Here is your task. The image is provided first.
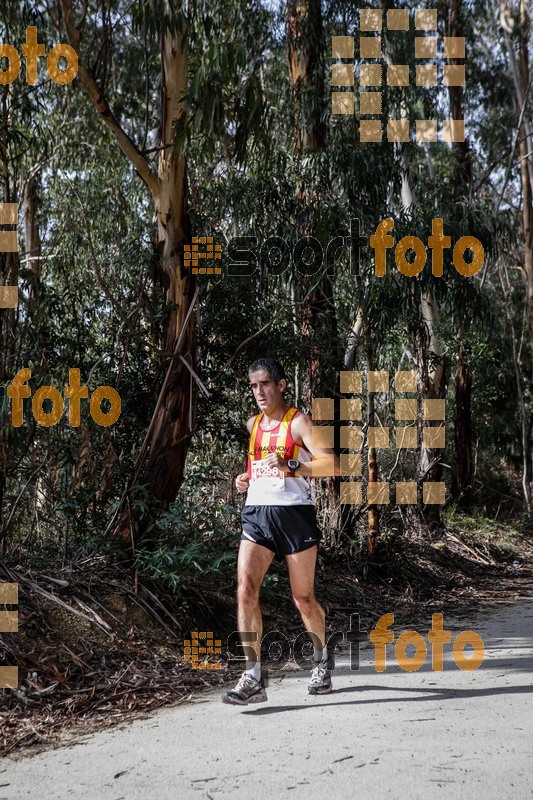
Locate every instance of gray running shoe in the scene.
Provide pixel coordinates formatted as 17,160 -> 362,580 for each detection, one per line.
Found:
221,673 -> 268,705
308,655 -> 334,695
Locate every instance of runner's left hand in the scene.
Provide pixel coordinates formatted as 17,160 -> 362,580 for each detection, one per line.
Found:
265,452 -> 288,471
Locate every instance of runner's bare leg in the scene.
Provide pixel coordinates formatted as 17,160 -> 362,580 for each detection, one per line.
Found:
237,540 -> 275,666
286,546 -> 326,653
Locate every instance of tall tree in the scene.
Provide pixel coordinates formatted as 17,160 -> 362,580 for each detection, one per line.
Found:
499,0 -> 533,506
287,0 -> 339,405
57,0 -> 197,543
287,0 -> 341,532
447,0 -> 474,509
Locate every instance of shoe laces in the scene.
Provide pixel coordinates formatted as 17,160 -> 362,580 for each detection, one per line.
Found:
236,673 -> 259,691
310,660 -> 329,683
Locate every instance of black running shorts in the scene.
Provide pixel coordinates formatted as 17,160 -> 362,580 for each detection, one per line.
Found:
240,505 -> 322,560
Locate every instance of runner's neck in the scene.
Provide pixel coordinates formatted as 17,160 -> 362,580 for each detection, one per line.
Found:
259,403 -> 291,430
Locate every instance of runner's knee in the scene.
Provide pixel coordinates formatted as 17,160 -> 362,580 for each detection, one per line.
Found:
292,591 -> 315,611
237,578 -> 261,605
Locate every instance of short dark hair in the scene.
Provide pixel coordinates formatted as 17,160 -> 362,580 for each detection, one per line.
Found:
248,358 -> 286,385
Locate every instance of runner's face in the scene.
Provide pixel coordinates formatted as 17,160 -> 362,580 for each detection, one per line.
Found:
249,369 -> 285,413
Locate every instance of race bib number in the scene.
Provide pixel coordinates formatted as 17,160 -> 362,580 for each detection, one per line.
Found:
251,459 -> 285,488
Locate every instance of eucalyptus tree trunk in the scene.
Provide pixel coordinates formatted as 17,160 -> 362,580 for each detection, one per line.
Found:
23,175 -> 42,314
417,293 -> 446,487
23,174 -> 50,523
287,0 -> 326,153
446,0 -> 473,509
500,0 -> 533,378
363,322 -> 379,557
287,0 -> 338,405
516,0 -> 533,506
398,139 -> 445,529
0,82 -> 21,551
59,1 -> 196,545
447,0 -> 472,189
499,0 -> 533,509
452,342 -> 472,509
344,309 -> 363,371
287,0 -> 340,536
499,264 -> 532,510
345,293 -> 381,554
517,0 -> 533,382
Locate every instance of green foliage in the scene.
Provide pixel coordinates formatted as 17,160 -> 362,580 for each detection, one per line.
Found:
134,494 -> 239,595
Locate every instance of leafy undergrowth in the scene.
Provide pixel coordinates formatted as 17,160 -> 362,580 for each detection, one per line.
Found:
1,515 -> 532,759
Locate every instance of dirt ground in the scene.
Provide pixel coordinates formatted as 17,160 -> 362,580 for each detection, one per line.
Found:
1,518 -> 532,758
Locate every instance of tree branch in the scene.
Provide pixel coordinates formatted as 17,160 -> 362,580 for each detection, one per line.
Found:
59,0 -> 160,197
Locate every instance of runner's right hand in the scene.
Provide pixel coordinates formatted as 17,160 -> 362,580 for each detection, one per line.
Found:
235,472 -> 250,493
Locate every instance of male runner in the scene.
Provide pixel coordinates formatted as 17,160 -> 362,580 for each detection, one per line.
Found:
221,358 -> 340,705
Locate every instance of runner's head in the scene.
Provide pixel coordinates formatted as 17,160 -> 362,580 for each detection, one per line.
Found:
248,358 -> 287,414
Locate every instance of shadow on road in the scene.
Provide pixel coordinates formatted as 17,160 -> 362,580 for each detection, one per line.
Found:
242,682 -> 533,715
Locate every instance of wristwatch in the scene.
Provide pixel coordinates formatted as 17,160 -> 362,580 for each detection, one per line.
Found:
287,458 -> 300,473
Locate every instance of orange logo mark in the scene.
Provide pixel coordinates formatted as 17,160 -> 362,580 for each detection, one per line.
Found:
184,631 -> 223,670
184,237 -> 222,275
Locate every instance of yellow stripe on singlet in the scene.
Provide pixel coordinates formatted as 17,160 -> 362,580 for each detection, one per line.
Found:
249,414 -> 263,458
277,407 -> 298,453
278,407 -> 299,474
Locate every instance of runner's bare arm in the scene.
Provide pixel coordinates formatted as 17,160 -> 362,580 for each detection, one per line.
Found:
291,412 -> 340,478
235,416 -> 256,492
263,412 -> 339,476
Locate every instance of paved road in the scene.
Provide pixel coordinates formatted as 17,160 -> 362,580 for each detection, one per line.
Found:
2,601 -> 532,799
